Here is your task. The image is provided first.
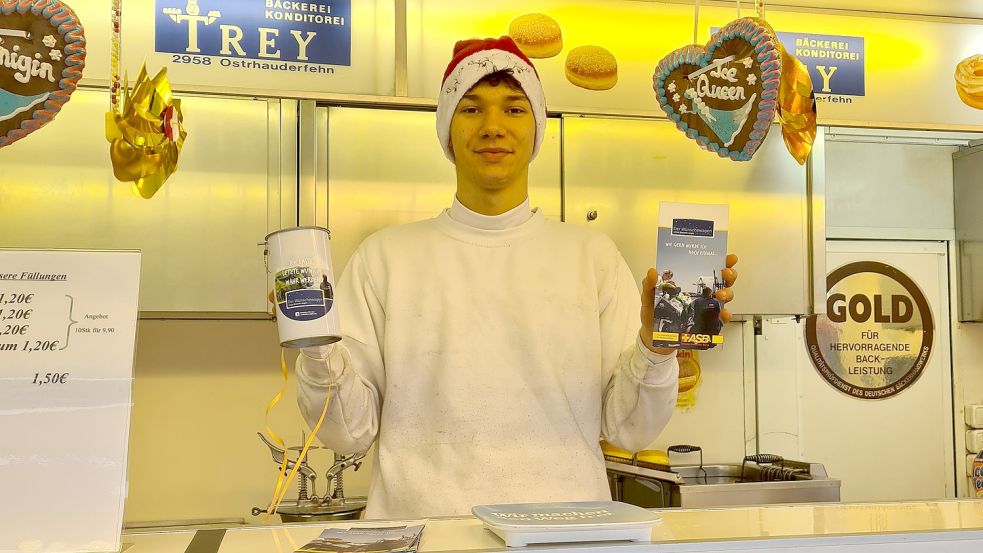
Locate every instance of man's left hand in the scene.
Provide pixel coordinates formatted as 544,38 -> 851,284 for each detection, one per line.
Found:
638,253 -> 739,355
718,254 -> 739,323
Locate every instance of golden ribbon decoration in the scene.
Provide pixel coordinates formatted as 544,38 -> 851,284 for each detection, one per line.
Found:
263,349 -> 292,519
104,0 -> 187,198
105,64 -> 187,199
776,42 -> 817,165
263,349 -> 333,519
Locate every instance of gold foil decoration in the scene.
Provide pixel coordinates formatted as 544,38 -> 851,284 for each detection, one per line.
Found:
105,64 -> 187,199
676,350 -> 702,408
776,42 -> 817,165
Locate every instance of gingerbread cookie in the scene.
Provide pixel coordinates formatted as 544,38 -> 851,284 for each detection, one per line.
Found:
0,0 -> 85,148
653,18 -> 781,161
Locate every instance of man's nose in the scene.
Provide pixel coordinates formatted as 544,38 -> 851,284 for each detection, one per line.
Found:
479,111 -> 506,137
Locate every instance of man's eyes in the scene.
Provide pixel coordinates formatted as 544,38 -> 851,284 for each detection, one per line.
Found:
457,105 -> 528,114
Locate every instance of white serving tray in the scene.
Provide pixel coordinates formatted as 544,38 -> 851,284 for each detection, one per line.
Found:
472,500 -> 661,547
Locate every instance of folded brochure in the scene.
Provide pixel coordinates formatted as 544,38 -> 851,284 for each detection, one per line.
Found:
653,202 -> 728,350
296,521 -> 426,553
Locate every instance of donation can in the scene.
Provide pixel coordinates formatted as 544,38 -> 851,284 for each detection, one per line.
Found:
264,227 -> 341,348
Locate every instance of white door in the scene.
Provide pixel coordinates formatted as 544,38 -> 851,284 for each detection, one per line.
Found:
761,240 -> 954,502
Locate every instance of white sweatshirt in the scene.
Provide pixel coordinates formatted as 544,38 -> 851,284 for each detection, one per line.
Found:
296,199 -> 679,519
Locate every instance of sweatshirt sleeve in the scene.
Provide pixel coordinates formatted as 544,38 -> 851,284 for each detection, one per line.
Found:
600,252 -> 680,452
295,247 -> 386,454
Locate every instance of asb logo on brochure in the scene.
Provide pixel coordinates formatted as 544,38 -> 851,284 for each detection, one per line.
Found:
154,0 -> 351,71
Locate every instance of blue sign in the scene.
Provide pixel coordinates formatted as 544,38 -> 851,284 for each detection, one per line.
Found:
710,28 -> 865,97
777,32 -> 864,97
155,0 -> 351,67
672,218 -> 715,238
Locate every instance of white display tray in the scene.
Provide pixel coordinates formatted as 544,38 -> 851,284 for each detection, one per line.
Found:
471,501 -> 661,547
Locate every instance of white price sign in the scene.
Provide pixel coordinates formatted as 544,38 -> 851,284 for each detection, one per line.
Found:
0,250 -> 140,553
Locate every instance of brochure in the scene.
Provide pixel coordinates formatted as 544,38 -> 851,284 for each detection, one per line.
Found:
652,202 -> 729,350
295,521 -> 426,553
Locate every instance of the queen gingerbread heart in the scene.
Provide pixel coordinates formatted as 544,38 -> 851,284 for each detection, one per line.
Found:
653,18 -> 781,161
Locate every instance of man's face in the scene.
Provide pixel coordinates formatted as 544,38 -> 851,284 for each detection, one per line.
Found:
449,79 -> 536,194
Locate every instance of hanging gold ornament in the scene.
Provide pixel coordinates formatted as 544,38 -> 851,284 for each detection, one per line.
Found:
105,64 -> 187,199
776,42 -> 817,165
104,0 -> 186,199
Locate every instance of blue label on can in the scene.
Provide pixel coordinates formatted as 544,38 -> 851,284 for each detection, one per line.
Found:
274,265 -> 334,321
281,288 -> 327,321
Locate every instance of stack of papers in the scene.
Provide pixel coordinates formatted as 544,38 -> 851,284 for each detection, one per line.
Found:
296,521 -> 426,553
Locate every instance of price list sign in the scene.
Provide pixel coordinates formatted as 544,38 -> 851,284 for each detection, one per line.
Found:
0,250 -> 140,553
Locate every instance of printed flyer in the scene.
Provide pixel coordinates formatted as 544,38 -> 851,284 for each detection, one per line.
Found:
653,202 -> 729,350
296,521 -> 425,553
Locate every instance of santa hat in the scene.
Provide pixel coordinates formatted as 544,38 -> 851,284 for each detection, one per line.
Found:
436,36 -> 547,162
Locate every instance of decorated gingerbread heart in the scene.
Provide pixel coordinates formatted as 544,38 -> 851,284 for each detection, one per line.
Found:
0,0 -> 85,149
653,18 -> 781,161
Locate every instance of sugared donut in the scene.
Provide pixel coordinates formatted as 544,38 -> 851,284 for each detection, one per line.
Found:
955,55 -> 983,110
565,45 -> 618,90
508,13 -> 563,59
600,440 -> 633,464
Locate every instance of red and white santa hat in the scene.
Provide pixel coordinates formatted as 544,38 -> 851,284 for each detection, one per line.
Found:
436,36 -> 547,162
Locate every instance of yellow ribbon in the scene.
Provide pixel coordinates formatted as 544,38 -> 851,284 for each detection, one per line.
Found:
264,349 -> 333,518
263,349 -> 292,518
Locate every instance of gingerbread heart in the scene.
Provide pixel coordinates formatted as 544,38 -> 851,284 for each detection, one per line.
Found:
0,0 -> 85,149
653,18 -> 781,161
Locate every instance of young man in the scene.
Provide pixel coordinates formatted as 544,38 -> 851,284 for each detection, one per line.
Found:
296,37 -> 736,519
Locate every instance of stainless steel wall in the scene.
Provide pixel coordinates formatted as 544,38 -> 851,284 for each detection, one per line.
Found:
0,90 -> 297,315
563,116 -> 811,316
825,136 -> 957,241
954,145 -> 983,322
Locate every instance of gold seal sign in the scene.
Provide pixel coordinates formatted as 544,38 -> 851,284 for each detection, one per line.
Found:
105,63 -> 186,199
804,262 -> 934,400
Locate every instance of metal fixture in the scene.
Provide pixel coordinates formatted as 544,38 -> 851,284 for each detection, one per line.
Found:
251,432 -> 367,522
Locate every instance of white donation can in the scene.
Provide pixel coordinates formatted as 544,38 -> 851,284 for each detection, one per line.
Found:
265,226 -> 341,347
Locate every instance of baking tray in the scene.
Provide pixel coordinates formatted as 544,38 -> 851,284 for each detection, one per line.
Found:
471,500 -> 661,547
